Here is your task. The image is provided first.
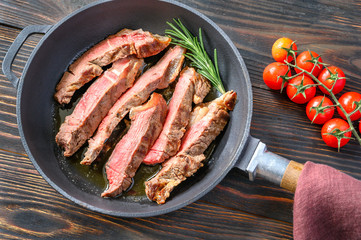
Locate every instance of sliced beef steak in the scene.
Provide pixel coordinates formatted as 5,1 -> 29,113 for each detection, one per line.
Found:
145,91 -> 237,204
82,46 -> 186,165
54,29 -> 170,104
143,67 -> 210,165
56,56 -> 143,157
101,93 -> 167,198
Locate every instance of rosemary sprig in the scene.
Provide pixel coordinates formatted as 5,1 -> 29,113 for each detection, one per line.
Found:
165,19 -> 226,94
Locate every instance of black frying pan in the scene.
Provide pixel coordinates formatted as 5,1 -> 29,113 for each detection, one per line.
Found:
3,0 -> 297,217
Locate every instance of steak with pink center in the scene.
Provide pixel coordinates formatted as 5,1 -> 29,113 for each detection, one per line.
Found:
82,46 -> 186,165
143,67 -> 210,165
101,93 -> 167,198
145,91 -> 237,204
56,56 -> 143,157
54,29 -> 170,104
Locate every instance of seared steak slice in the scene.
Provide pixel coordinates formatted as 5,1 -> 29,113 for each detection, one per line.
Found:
56,56 -> 143,157
82,46 -> 186,165
101,93 -> 167,198
143,67 -> 210,165
54,29 -> 170,104
145,91 -> 237,204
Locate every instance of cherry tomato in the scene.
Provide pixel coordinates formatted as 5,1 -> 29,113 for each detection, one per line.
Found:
286,75 -> 316,104
337,92 -> 361,121
263,62 -> 291,90
295,51 -> 323,77
306,96 -> 334,124
272,37 -> 297,63
321,118 -> 351,149
318,66 -> 346,95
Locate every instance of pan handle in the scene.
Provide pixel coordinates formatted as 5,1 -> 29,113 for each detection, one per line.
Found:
2,25 -> 52,89
235,137 -> 304,192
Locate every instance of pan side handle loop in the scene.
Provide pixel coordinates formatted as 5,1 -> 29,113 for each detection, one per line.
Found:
2,25 -> 52,89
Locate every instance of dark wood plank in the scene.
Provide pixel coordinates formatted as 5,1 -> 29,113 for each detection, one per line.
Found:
0,149 -> 292,240
202,169 -> 295,223
0,0 -> 97,29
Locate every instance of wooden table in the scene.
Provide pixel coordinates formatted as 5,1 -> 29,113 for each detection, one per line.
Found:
1,0 -> 360,239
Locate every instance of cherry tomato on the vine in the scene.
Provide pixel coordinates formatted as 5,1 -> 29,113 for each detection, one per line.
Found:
272,37 -> 297,63
321,118 -> 351,149
286,75 -> 316,104
337,92 -> 361,121
263,62 -> 291,90
295,51 -> 323,77
306,96 -> 334,124
318,66 -> 346,95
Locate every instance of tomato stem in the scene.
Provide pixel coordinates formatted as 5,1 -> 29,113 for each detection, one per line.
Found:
348,101 -> 361,117
323,128 -> 354,152
309,96 -> 335,124
281,41 -> 298,62
289,76 -> 318,100
278,67 -> 291,93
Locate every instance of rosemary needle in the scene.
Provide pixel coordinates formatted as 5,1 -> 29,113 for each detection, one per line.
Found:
165,19 -> 226,94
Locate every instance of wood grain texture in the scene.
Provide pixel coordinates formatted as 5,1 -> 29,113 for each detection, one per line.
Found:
280,161 -> 304,192
0,0 -> 96,28
1,0 -> 361,239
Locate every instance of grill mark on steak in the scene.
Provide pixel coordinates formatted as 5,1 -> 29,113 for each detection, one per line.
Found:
143,67 -> 211,165
82,46 -> 186,165
101,93 -> 167,198
145,91 -> 237,204
54,29 -> 170,105
56,56 -> 143,157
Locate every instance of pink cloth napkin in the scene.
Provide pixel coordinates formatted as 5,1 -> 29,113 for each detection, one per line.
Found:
293,162 -> 361,240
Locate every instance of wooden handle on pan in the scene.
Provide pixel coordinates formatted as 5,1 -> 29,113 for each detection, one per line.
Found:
280,161 -> 304,192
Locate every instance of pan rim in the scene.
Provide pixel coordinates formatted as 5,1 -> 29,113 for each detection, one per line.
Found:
16,0 -> 253,217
